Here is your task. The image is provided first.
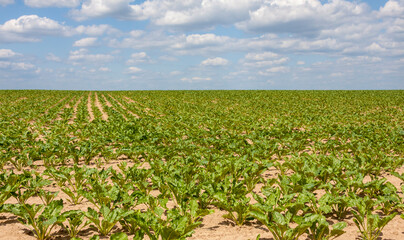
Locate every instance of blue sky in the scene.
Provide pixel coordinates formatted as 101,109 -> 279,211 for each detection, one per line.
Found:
0,0 -> 403,90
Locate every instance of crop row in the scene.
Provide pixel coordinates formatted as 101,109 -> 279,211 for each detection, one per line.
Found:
0,90 -> 403,240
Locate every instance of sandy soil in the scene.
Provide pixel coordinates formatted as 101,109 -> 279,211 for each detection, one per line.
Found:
0,160 -> 403,240
101,94 -> 112,108
94,93 -> 108,121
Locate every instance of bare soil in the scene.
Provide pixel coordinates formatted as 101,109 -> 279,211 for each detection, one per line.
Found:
102,94 -> 128,121
94,93 -> 108,121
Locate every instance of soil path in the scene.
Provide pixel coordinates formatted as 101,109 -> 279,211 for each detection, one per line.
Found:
95,92 -> 108,121
87,92 -> 95,122
102,94 -> 112,107
69,96 -> 83,124
108,94 -> 140,119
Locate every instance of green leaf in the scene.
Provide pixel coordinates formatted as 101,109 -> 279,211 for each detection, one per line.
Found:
110,232 -> 128,240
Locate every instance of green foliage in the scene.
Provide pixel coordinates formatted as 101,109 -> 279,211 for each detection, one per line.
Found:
0,90 -> 403,240
59,210 -> 90,238
8,200 -> 64,240
304,214 -> 346,240
351,196 -> 398,240
251,186 -> 311,240
84,205 -> 133,236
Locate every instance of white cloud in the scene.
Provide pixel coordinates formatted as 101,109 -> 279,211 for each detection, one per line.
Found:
181,76 -> 212,82
330,72 -> 343,77
259,66 -> 289,75
99,67 -> 110,72
127,66 -> 142,74
24,0 -> 81,8
297,61 -> 305,65
170,70 -> 182,75
75,24 -> 118,36
151,0 -> 261,29
0,15 -> 72,43
245,51 -> 278,61
126,52 -> 152,65
237,0 -> 369,36
175,34 -> 230,48
0,61 -> 35,70
201,57 -> 228,66
243,57 -> 288,67
0,0 -> 13,6
70,0 -> 261,29
160,55 -> 177,61
1,15 -> 68,34
69,48 -> 114,62
0,16 -> 118,43
337,56 -> 382,64
365,42 -> 387,53
379,0 -> 404,17
46,53 -> 61,62
0,49 -> 20,58
73,37 -> 98,47
70,0 -> 140,21
110,32 -> 236,56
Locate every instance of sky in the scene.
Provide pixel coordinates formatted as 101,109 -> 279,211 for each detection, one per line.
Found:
0,0 -> 403,90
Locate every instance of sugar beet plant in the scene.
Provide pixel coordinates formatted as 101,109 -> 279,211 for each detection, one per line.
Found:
0,90 -> 403,240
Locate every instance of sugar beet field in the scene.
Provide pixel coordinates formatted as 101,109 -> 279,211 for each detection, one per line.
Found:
0,90 -> 403,240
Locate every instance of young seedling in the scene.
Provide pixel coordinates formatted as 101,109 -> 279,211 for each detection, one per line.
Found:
351,196 -> 398,240
8,200 -> 64,240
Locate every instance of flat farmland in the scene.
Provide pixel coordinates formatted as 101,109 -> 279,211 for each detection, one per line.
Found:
0,90 -> 403,240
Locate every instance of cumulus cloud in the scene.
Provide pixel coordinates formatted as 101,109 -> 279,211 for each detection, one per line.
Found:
69,48 -> 114,62
75,24 -> 119,36
244,57 -> 288,68
181,76 -> 212,82
126,66 -> 142,74
110,32 -> 236,56
0,49 -> 20,58
378,0 -> 404,17
0,61 -> 35,70
236,0 -> 369,36
245,51 -> 278,61
174,34 -> 230,48
46,53 -> 62,62
70,0 -> 141,21
0,16 -> 119,43
0,0 -> 14,6
201,57 -> 228,66
70,0 -> 261,29
126,52 -> 151,64
99,67 -> 110,72
24,0 -> 81,8
259,66 -> 289,75
150,0 -> 261,29
73,37 -> 98,47
0,15 -> 72,42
